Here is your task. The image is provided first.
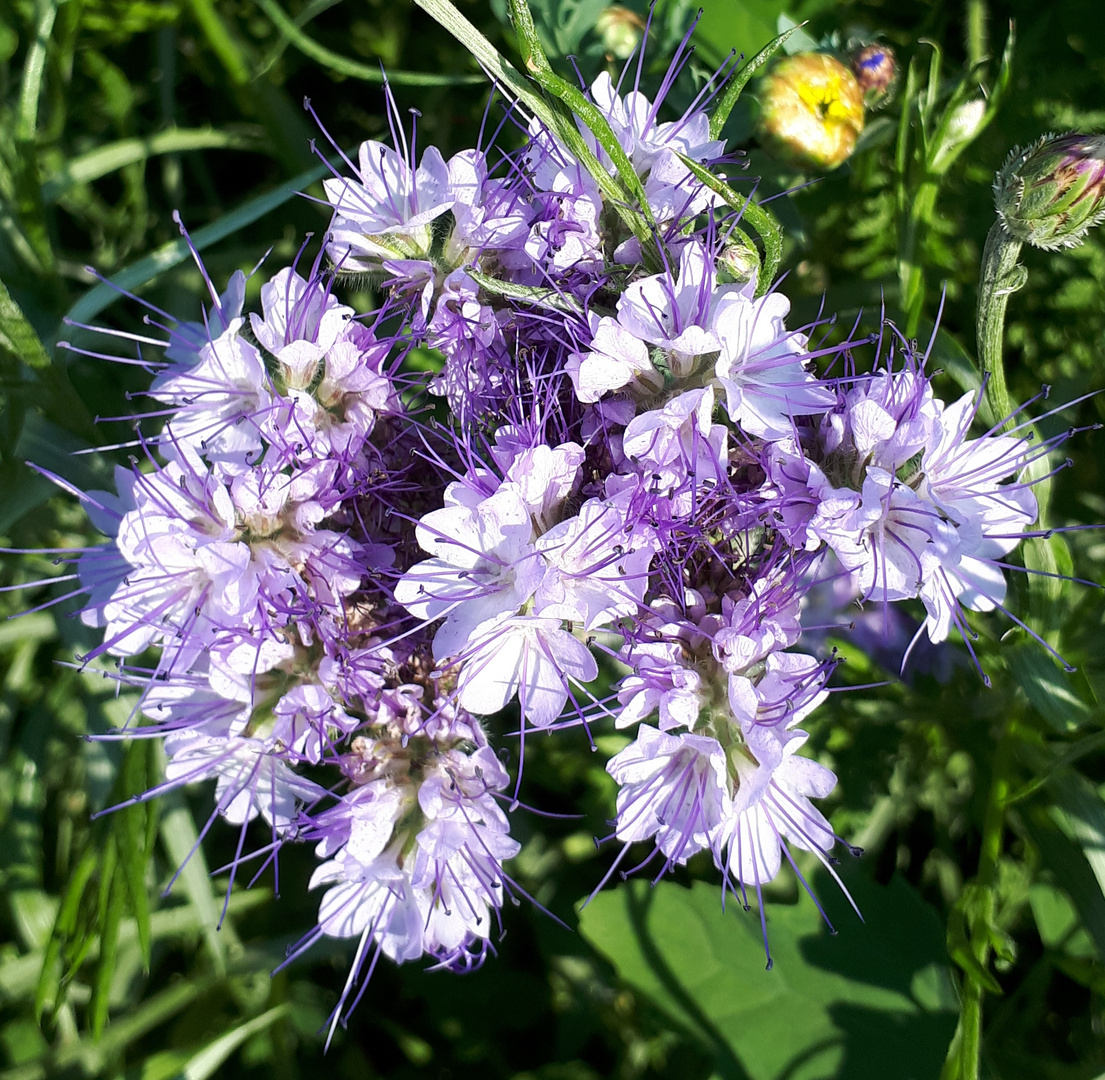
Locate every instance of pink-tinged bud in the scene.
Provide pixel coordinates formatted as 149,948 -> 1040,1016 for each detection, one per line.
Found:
850,43 -> 897,109
994,132 -> 1105,250
757,53 -> 865,171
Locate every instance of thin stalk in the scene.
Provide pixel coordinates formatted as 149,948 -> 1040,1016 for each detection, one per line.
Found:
966,0 -> 989,69
942,722 -> 1016,1080
14,0 -> 59,276
898,177 -> 939,337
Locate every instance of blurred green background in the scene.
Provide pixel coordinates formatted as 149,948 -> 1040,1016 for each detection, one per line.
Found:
1,0 -> 1105,1077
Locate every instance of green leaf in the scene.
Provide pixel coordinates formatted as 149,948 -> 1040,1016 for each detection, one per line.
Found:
0,277 -> 52,371
159,792 -> 240,973
945,885 -> 1003,996
0,283 -> 97,443
468,269 -> 584,315
673,154 -> 782,294
579,874 -> 957,1079
1023,802 -> 1105,959
34,848 -> 97,1019
181,1004 -> 290,1080
116,742 -> 156,970
90,842 -> 126,1037
693,0 -> 785,68
1051,771 -> 1105,899
708,22 -> 805,141
13,0 -> 59,273
1010,646 -> 1093,734
1028,883 -> 1096,957
506,0 -> 657,248
413,0 -> 654,261
411,0 -> 574,135
42,128 -> 267,204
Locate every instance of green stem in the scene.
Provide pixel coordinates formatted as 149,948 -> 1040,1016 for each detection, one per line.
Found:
256,0 -> 484,85
975,221 -> 1024,428
898,177 -> 938,337
187,0 -> 251,86
943,723 -> 1015,1080
966,0 -> 989,68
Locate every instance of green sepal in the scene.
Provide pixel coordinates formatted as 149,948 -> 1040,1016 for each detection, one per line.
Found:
468,269 -> 584,316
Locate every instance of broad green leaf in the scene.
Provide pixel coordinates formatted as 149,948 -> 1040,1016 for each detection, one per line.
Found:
1023,803 -> 1105,959
1051,771 -> 1105,898
694,0 -> 785,67
1021,532 -> 1072,648
1028,883 -> 1096,957
579,874 -> 957,1080
1010,646 -> 1093,734
525,0 -> 608,57
0,281 -> 96,442
14,411 -> 112,492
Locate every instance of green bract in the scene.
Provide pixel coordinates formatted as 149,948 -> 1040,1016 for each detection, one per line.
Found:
994,132 -> 1105,251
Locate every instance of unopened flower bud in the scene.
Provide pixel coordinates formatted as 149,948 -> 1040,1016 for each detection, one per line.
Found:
850,43 -> 897,109
757,53 -> 865,171
928,98 -> 988,173
717,238 -> 759,285
994,132 -> 1105,250
595,5 -> 645,60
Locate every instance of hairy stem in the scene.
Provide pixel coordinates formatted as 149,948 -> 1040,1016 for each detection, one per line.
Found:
975,221 -> 1024,428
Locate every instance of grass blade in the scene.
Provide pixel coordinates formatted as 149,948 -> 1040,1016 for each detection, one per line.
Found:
42,128 -> 267,204
62,157 -> 334,331
182,1005 -> 290,1080
257,0 -> 484,86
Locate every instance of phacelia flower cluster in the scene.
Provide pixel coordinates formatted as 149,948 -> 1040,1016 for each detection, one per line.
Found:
46,22 -> 1069,1031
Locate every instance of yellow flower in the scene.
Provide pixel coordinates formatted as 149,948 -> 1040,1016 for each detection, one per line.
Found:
758,53 -> 865,170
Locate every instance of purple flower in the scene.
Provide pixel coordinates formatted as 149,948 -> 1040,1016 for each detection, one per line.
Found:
713,287 -> 835,439
606,725 -> 730,866
454,614 -> 598,727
